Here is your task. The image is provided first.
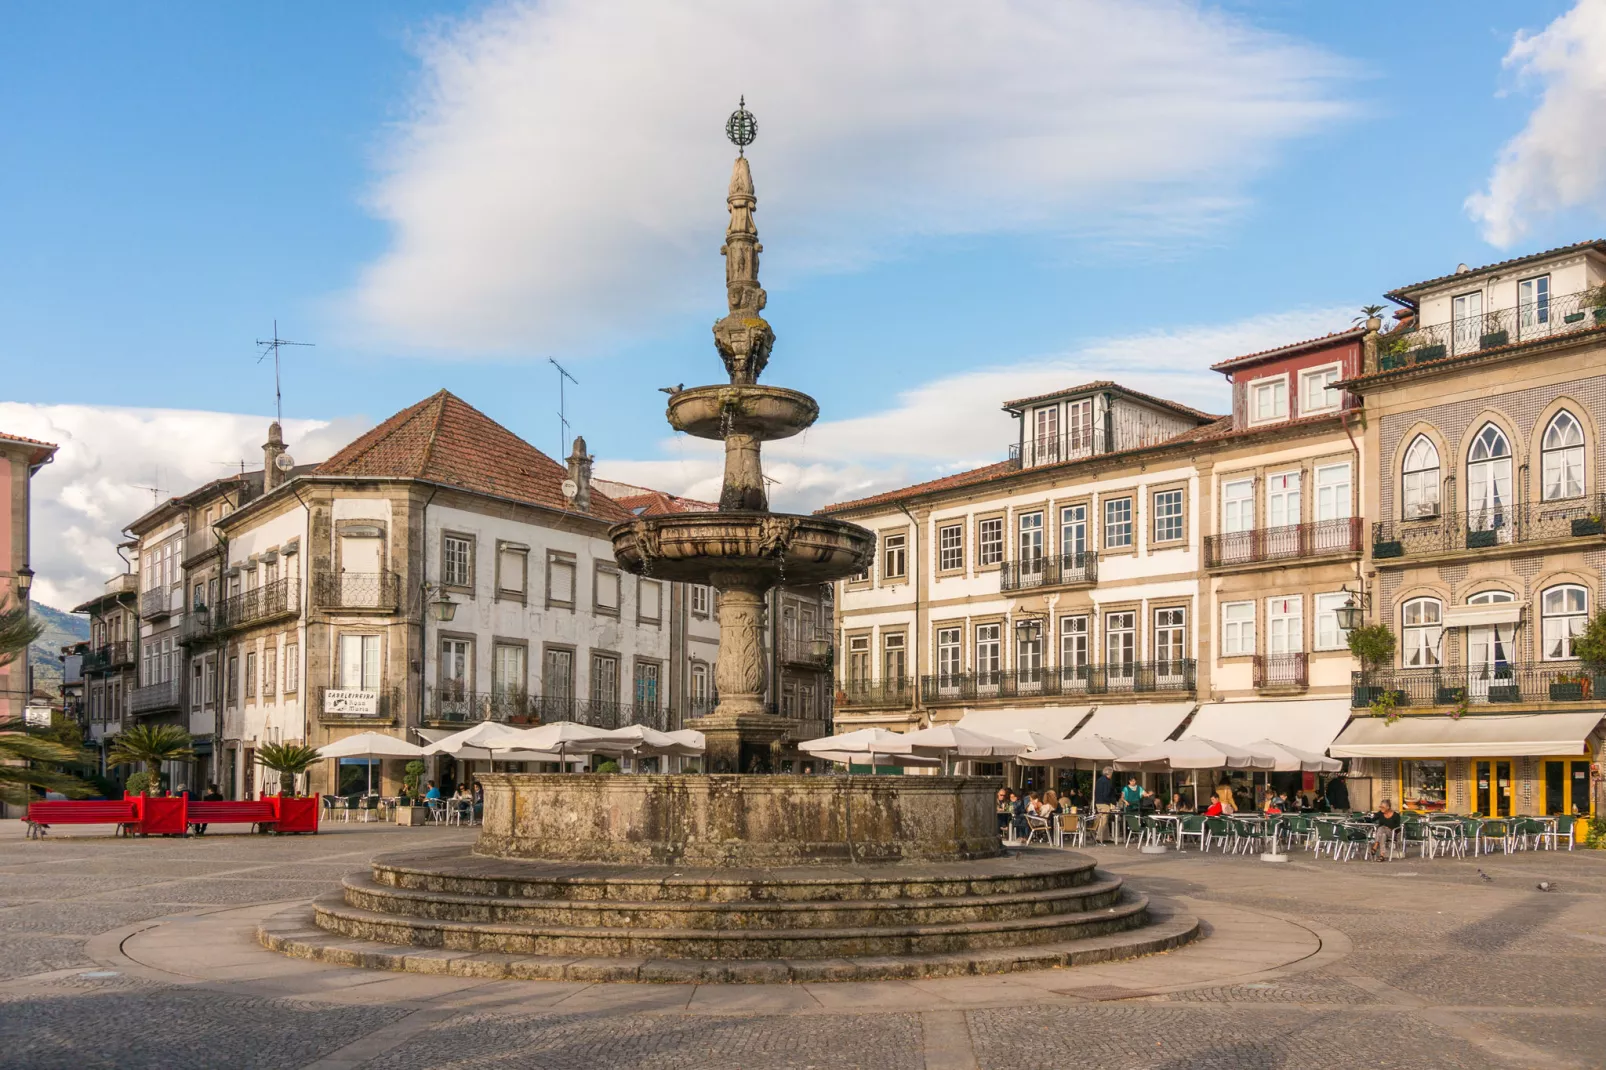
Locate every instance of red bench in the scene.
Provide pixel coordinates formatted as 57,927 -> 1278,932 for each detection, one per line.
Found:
25,800 -> 138,839
187,800 -> 277,834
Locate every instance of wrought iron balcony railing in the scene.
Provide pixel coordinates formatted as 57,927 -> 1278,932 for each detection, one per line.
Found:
921,661 -> 1196,703
1372,495 -> 1606,559
130,677 -> 181,714
140,587 -> 173,620
312,570 -> 400,612
999,551 -> 1098,592
1206,518 -> 1362,569
687,693 -> 720,717
218,577 -> 294,632
1010,427 -> 1111,468
837,677 -> 917,707
1351,662 -> 1603,708
780,634 -> 832,669
1375,288 -> 1606,373
82,641 -> 135,672
1254,652 -> 1308,690
424,687 -> 668,731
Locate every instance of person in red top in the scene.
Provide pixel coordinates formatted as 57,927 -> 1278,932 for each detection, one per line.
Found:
1203,796 -> 1225,817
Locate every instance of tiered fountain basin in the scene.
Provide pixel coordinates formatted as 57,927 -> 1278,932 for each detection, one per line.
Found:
666,384 -> 819,440
260,775 -> 1200,982
610,511 -> 874,585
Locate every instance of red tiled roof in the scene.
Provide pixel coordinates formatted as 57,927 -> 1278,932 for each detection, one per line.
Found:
1208,327 -> 1365,372
1386,239 -> 1606,302
818,461 -> 1021,514
593,479 -> 717,517
1000,381 -> 1218,423
318,390 -> 632,522
0,430 -> 59,465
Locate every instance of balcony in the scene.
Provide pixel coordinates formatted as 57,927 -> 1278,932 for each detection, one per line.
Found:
1375,289 -> 1606,373
999,551 -> 1098,593
686,693 -> 719,718
1206,519 -> 1362,570
780,633 -> 832,669
220,577 -> 295,631
837,677 -> 916,708
140,587 -> 173,620
82,641 -> 135,673
313,570 -> 400,613
423,687 -> 669,731
921,661 -> 1196,704
1010,427 -> 1110,468
315,685 -> 402,723
1254,653 -> 1308,691
130,678 -> 181,715
1372,496 -> 1606,561
1351,663 -> 1603,708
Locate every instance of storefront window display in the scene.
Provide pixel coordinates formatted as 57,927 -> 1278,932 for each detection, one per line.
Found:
1400,760 -> 1447,811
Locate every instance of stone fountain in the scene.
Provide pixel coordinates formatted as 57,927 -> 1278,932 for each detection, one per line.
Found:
609,101 -> 875,773
257,105 -> 1198,983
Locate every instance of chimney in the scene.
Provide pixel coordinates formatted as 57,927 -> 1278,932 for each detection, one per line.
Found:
263,422 -> 287,492
565,436 -> 593,512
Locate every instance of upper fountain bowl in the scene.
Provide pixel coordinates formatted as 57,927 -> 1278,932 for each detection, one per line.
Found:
611,512 -> 874,586
668,385 -> 819,442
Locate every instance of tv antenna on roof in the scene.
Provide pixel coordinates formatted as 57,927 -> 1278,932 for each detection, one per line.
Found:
256,320 -> 314,425
549,357 -> 579,459
130,468 -> 166,507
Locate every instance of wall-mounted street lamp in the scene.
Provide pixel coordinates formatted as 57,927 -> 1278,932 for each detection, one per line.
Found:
423,582 -> 457,623
1335,583 -> 1370,633
1013,611 -> 1047,642
15,566 -> 33,601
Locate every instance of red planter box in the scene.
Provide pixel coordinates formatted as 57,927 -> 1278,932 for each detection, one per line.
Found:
127,794 -> 187,835
269,795 -> 320,834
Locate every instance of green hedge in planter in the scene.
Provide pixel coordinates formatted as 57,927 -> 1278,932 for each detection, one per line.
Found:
1595,307 -> 1606,326
1550,681 -> 1585,701
1488,684 -> 1522,703
1480,330 -> 1510,349
1466,529 -> 1499,549
1436,685 -> 1467,704
1373,540 -> 1404,559
1415,344 -> 1447,363
1572,517 -> 1604,536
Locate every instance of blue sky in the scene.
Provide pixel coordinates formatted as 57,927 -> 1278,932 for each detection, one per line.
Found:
5,0 -> 1605,606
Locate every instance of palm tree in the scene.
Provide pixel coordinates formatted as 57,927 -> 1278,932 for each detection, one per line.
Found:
108,724 -> 195,792
256,742 -> 321,796
1355,304 -> 1388,325
0,596 -> 89,805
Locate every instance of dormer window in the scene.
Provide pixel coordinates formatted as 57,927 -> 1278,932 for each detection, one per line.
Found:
1519,274 -> 1550,327
1298,364 -> 1342,416
1249,376 -> 1288,424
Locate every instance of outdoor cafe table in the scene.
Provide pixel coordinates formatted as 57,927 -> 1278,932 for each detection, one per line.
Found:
1143,813 -> 1183,849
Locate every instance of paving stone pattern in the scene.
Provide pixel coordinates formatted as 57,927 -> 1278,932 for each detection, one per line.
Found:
2,823 -> 1604,1069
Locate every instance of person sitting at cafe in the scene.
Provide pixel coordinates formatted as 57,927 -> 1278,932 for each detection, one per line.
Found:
1368,800 -> 1403,861
1209,784 -> 1237,815
1008,791 -> 1028,839
424,780 -> 442,801
1042,789 -> 1059,815
1264,792 -> 1284,816
1166,793 -> 1188,813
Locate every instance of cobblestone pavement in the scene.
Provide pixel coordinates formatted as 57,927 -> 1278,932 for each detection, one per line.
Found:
1,821 -> 1603,1069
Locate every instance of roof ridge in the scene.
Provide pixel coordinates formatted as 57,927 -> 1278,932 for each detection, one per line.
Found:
416,391 -> 451,479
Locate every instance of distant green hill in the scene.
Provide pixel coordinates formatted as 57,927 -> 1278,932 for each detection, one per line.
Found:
27,603 -> 90,700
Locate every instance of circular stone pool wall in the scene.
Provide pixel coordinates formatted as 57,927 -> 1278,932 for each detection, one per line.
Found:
475,774 -> 1003,866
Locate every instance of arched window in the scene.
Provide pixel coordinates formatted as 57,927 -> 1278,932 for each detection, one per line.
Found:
1542,411 -> 1585,501
1466,590 -> 1516,675
1402,436 -> 1441,519
1401,597 -> 1443,668
1541,585 -> 1588,660
1467,424 -> 1512,530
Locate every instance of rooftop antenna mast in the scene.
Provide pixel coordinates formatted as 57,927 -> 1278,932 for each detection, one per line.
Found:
549,357 -> 579,458
130,468 -> 166,507
256,320 -> 314,425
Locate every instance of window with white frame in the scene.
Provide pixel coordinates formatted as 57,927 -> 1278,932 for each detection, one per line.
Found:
1542,585 -> 1588,660
594,565 -> 621,613
1401,598 -> 1442,668
497,544 -> 528,596
439,637 -> 470,699
590,653 -> 619,704
283,643 -> 298,693
639,579 -> 663,621
1222,601 -> 1255,656
975,624 -> 1001,679
1060,615 -> 1089,671
1250,377 -> 1288,423
936,627 -> 962,682
493,643 -> 527,698
244,650 -> 257,698
1266,472 -> 1300,528
1402,436 -> 1441,519
1315,462 -> 1352,521
882,632 -> 907,680
1105,611 -> 1136,673
882,533 -> 907,580
262,645 -> 276,698
938,523 -> 963,571
1518,273 -> 1550,327
1060,504 -> 1088,558
443,534 -> 473,588
545,648 -> 574,701
1016,625 -> 1043,678
1452,291 -> 1484,353
1104,497 -> 1133,549
1018,512 -> 1043,565
690,663 -> 710,705
547,553 -> 576,606
1542,411 -> 1585,501
1314,592 -> 1350,650
1299,365 -> 1342,415
977,517 -> 1004,566
1222,479 -> 1254,533
690,584 -> 710,615
1267,596 -> 1303,655
1154,607 -> 1185,664
1153,489 -> 1184,543
847,635 -> 871,685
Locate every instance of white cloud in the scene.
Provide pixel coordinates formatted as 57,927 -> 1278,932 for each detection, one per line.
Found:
1467,0 -> 1606,247
348,0 -> 1349,353
597,306 -> 1351,511
0,405 -> 366,610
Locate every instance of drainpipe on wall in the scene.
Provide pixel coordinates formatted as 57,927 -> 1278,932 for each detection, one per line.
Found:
417,486 -> 440,782
897,502 -> 922,726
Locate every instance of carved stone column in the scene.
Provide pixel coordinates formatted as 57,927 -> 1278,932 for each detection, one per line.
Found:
720,432 -> 767,512
711,572 -> 767,716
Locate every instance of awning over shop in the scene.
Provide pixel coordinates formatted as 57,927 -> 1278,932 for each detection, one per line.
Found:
1329,711 -> 1604,758
1069,703 -> 1194,747
1186,699 -> 1351,755
958,707 -> 1090,741
1442,604 -> 1524,627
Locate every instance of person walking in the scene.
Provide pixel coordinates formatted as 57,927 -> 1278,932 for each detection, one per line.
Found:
1094,767 -> 1117,843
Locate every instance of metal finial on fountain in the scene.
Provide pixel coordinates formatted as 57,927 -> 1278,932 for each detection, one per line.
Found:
725,95 -> 757,155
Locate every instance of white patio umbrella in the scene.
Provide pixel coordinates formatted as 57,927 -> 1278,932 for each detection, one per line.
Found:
316,731 -> 426,794
423,722 -> 561,769
599,724 -> 705,759
1116,737 -> 1276,812
496,721 -> 630,769
889,725 -> 1029,774
1017,735 -> 1141,810
798,728 -> 940,769
1246,739 -> 1343,773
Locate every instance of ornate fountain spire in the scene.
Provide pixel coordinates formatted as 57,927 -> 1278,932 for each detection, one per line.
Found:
715,97 -> 773,385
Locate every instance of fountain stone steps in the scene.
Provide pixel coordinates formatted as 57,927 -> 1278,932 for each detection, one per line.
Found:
341,871 -> 1125,930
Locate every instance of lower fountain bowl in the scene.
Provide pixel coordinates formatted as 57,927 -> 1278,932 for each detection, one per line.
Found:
610,511 -> 873,586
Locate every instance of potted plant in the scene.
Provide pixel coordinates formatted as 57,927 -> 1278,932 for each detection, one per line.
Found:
1573,514 -> 1604,537
1487,672 -> 1522,703
1586,284 -> 1606,326
1436,683 -> 1467,705
108,724 -> 195,791
1348,624 -> 1397,706
1479,328 -> 1510,349
1372,536 -> 1405,559
394,759 -> 430,825
1466,527 -> 1499,549
1549,671 -> 1591,702
1569,609 -> 1606,698
1416,343 -> 1447,363
256,742 -> 320,796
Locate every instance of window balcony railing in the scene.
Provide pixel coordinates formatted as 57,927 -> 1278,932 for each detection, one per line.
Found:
1010,426 -> 1111,468
140,587 -> 173,620
1206,518 -> 1362,569
1375,288 -> 1606,373
1351,663 -> 1603,708
315,685 -> 402,722
1372,495 -> 1606,559
130,677 -> 181,714
921,661 -> 1196,703
1253,652 -> 1308,690
780,634 -> 832,669
999,551 -> 1098,592
687,693 -> 720,717
425,688 -> 668,731
838,677 -> 917,708
312,570 -> 400,612
213,577 -> 294,633
82,641 -> 135,672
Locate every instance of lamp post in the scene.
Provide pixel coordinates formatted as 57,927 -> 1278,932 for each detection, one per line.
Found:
1336,583 -> 1369,634
15,565 -> 33,602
